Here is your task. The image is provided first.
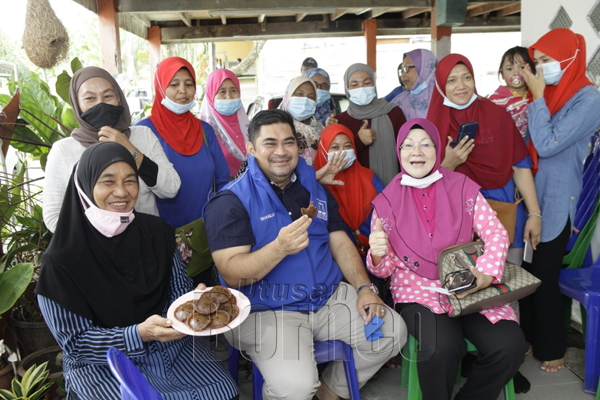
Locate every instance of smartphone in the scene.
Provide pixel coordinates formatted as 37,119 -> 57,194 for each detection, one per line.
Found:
523,240 -> 534,263
450,121 -> 478,147
447,269 -> 477,294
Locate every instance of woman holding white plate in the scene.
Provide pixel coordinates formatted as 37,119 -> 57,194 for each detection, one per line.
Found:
36,142 -> 238,400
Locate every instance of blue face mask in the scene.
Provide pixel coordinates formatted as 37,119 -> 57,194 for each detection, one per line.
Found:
328,149 -> 356,170
348,86 -> 377,106
287,96 -> 316,121
317,89 -> 331,105
214,98 -> 242,116
443,93 -> 477,110
161,96 -> 196,114
410,81 -> 428,94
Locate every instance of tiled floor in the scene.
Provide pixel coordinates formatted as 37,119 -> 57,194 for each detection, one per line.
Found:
224,344 -> 595,400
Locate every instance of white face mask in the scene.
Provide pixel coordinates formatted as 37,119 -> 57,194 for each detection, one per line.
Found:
317,89 -> 331,105
161,96 -> 196,114
536,49 -> 579,86
75,166 -> 135,238
348,86 -> 377,106
287,96 -> 317,121
327,149 -> 356,170
443,93 -> 478,110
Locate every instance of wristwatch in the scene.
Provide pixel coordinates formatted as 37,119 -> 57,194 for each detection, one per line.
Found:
131,148 -> 139,160
357,283 -> 379,295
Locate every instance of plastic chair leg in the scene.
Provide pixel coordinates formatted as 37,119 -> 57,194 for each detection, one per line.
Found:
341,342 -> 361,400
584,303 -> 600,394
504,378 -> 515,400
407,335 -> 423,400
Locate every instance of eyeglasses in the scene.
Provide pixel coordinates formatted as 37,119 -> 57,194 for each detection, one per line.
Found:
314,83 -> 330,90
398,64 -> 416,74
399,143 -> 436,152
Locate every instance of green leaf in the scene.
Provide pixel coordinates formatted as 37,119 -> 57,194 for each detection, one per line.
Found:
60,104 -> 78,133
55,70 -> 71,105
7,125 -> 47,154
21,362 -> 49,395
0,388 -> 17,400
12,66 -> 58,145
71,57 -> 83,74
0,262 -> 34,314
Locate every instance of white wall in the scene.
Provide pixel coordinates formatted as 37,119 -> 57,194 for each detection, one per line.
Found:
522,0 -> 600,62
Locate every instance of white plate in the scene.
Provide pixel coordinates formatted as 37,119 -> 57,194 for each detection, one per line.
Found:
167,287 -> 251,336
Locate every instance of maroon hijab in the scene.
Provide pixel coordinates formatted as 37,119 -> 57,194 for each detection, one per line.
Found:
371,118 -> 480,280
426,54 -> 529,189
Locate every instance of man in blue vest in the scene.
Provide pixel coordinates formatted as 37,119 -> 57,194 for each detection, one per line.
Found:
205,109 -> 406,400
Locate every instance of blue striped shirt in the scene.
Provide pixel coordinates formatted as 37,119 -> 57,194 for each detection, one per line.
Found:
38,253 -> 238,400
528,85 -> 600,242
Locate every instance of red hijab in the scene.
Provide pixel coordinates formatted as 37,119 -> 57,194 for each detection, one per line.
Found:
314,124 -> 377,250
427,54 -> 529,189
529,28 -> 593,116
150,57 -> 203,155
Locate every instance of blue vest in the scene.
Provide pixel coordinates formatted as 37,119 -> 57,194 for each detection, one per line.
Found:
223,156 -> 343,312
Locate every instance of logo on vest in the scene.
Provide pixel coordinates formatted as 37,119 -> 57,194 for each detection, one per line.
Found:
316,199 -> 327,221
260,213 -> 275,221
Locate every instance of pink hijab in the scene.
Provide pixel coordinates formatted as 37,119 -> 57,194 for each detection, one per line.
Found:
371,118 -> 480,280
200,69 -> 249,176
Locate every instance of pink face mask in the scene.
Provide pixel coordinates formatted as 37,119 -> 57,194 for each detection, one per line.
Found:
74,166 -> 135,237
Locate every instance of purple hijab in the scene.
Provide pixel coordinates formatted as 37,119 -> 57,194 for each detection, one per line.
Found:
371,118 -> 480,280
390,49 -> 437,120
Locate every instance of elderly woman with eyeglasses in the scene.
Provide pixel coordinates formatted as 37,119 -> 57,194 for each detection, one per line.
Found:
368,118 -> 528,400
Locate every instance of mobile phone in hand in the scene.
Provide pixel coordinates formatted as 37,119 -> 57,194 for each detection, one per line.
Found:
447,269 -> 477,294
450,121 -> 478,147
523,241 -> 534,263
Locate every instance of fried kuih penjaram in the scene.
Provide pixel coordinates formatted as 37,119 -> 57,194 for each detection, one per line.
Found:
173,286 -> 239,332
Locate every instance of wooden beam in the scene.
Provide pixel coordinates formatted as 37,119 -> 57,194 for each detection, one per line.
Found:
296,13 -> 307,22
496,3 -> 520,17
368,8 -> 392,18
402,8 -> 428,19
322,13 -> 330,28
179,12 -> 192,27
221,15 -> 227,25
120,0 -> 429,13
330,9 -> 349,21
364,18 -> 377,72
148,26 -> 161,79
467,3 -> 511,17
97,0 -> 122,74
356,8 -> 372,15
159,16 -> 519,43
258,14 -> 266,23
134,13 -> 151,27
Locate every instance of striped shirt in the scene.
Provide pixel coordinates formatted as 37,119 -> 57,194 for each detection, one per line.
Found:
38,252 -> 238,400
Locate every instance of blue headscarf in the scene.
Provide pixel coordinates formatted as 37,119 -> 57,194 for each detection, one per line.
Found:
304,67 -> 332,125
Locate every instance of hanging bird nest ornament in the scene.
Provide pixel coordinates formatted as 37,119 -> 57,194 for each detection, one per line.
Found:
22,0 -> 70,69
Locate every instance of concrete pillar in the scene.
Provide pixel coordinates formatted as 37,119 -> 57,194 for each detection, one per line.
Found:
363,19 -> 377,72
148,26 -> 162,80
97,0 -> 122,74
431,0 -> 452,59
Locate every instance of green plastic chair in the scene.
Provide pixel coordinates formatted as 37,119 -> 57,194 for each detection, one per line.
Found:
400,334 -> 515,400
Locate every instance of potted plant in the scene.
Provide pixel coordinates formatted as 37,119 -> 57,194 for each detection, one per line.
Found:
0,361 -> 53,400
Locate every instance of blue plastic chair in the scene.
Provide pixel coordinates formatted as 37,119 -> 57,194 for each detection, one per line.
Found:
559,266 -> 600,395
228,340 -> 361,400
106,347 -> 164,400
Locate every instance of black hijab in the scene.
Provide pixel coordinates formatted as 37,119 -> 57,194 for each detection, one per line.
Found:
36,142 -> 174,328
